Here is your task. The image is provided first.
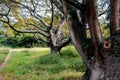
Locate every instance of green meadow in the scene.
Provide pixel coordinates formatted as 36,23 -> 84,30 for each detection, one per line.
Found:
0,46 -> 85,80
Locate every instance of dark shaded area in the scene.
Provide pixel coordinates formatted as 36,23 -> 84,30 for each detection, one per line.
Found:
0,34 -> 47,48
104,30 -> 120,80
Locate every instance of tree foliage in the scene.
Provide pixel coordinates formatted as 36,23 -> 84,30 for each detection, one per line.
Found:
0,0 -> 71,54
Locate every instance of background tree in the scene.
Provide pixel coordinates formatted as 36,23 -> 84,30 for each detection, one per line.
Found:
51,0 -> 120,80
0,0 -> 71,54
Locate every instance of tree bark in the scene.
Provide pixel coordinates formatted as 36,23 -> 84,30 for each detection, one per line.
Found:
59,0 -> 120,80
62,0 -> 88,65
50,47 -> 61,55
104,30 -> 120,80
110,0 -> 120,34
86,1 -> 103,80
62,0 -> 91,79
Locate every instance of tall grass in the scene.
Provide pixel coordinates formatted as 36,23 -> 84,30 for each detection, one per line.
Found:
0,46 -> 85,80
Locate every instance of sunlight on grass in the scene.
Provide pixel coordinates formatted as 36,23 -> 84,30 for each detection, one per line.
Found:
11,47 -> 50,52
50,70 -> 84,80
0,46 -> 85,80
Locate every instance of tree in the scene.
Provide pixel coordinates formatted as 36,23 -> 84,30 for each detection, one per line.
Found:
0,0 -> 71,55
51,0 -> 120,80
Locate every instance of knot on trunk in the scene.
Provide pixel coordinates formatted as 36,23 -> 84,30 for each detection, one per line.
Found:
104,40 -> 111,50
103,29 -> 120,54
104,30 -> 120,80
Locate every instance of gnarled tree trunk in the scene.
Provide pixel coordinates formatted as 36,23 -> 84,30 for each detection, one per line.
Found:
50,46 -> 61,55
49,36 -> 71,55
61,0 -> 120,80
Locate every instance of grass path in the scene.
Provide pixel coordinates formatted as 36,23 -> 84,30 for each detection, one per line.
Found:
0,50 -> 12,70
0,48 -> 49,70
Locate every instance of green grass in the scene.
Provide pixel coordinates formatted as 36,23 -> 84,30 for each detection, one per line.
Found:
0,46 -> 85,80
0,48 -> 9,63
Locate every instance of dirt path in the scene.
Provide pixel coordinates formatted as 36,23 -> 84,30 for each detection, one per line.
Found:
0,50 -> 12,70
0,48 -> 46,70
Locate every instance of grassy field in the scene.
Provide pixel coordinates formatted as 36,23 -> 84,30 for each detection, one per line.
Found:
0,46 -> 85,80
0,48 -> 9,63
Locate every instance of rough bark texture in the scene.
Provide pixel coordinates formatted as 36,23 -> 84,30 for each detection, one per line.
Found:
62,0 -> 120,80
110,0 -> 120,34
104,30 -> 120,80
86,1 -> 103,80
62,0 -> 89,65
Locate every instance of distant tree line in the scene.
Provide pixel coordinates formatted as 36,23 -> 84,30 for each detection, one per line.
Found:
0,32 -> 47,48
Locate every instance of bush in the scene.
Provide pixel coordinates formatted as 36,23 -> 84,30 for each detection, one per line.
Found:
0,33 -> 47,48
61,46 -> 80,57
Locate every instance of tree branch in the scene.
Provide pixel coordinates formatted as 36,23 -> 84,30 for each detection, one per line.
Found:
30,0 -> 36,12
31,13 -> 49,27
61,0 -> 89,67
59,37 -> 71,48
0,3 -> 50,38
34,34 -> 49,44
50,0 -> 64,14
55,16 -> 65,34
0,16 -> 49,38
99,4 -> 110,16
64,0 -> 83,10
26,22 -> 47,32
110,0 -> 120,34
87,0 -> 103,66
12,1 -> 49,27
49,1 -> 54,29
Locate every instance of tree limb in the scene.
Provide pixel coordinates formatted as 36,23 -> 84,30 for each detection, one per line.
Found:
59,37 -> 71,48
26,23 -> 47,32
110,0 -> 120,34
61,0 -> 90,68
87,0 -> 103,66
49,1 -> 54,29
0,16 -> 49,38
50,0 -> 64,14
99,4 -> 110,16
12,1 -> 49,27
64,0 -> 83,10
55,16 -> 65,35
34,34 -> 49,44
